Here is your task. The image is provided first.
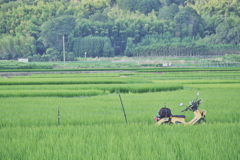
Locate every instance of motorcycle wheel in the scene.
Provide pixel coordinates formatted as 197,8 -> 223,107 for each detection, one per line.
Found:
196,118 -> 206,124
162,121 -> 173,125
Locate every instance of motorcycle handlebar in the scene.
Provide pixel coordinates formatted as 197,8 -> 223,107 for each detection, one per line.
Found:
181,99 -> 202,112
180,96 -> 202,113
180,108 -> 188,112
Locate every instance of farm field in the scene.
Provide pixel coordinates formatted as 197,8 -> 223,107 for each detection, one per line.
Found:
0,69 -> 240,159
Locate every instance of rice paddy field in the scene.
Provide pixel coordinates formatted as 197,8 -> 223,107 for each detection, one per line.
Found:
0,68 -> 240,159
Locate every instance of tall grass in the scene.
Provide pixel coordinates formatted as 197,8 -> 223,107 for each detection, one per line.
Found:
0,123 -> 239,160
0,77 -> 129,85
0,88 -> 239,126
0,71 -> 239,159
0,83 -> 183,97
0,90 -> 105,97
135,71 -> 240,80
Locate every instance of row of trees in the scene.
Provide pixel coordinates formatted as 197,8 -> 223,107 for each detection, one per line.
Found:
73,36 -> 114,57
0,34 -> 36,59
126,42 -> 240,57
0,0 -> 239,61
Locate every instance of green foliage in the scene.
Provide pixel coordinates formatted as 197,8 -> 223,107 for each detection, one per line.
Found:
39,15 -> 76,52
73,36 -> 114,57
174,6 -> 204,37
0,34 -> 36,59
124,38 -> 134,56
117,0 -> 141,12
138,0 -> 160,15
131,42 -> 210,57
0,61 -> 54,69
187,0 -> 240,18
187,0 -> 240,44
0,0 -> 240,61
159,4 -> 179,20
222,54 -> 240,62
214,17 -> 240,45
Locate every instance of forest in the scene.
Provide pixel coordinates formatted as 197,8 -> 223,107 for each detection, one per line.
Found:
0,0 -> 239,61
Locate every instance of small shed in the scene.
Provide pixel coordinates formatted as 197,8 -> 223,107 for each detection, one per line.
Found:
162,62 -> 172,67
18,58 -> 28,62
162,62 -> 168,67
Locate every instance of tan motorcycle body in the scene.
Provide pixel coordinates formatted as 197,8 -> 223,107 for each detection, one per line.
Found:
156,109 -> 206,125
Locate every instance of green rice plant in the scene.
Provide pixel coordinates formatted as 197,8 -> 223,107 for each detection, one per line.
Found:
0,77 -> 129,85
0,68 -> 138,72
1,66 -> 239,73
184,83 -> 240,90
0,83 -> 184,97
137,67 -> 240,72
10,73 -> 127,78
0,89 -> 105,97
153,79 -> 240,85
0,61 -> 54,69
1,87 -> 239,126
0,71 -> 239,160
135,71 -> 240,80
0,123 -> 239,160
0,72 -> 156,85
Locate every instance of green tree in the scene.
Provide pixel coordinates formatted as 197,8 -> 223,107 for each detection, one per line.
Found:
103,38 -> 114,57
215,17 -> 240,45
174,6 -> 203,38
138,0 -> 160,15
0,34 -> 36,60
160,0 -> 173,7
39,15 -> 76,52
117,0 -> 140,12
73,36 -> 113,58
124,38 -> 134,56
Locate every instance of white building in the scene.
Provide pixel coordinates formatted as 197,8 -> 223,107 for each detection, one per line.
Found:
18,58 -> 28,62
162,62 -> 168,67
162,62 -> 172,67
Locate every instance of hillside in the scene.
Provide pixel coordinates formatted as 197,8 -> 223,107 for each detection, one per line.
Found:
0,0 -> 239,61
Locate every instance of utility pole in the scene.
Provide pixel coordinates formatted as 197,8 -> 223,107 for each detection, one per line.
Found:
62,35 -> 66,69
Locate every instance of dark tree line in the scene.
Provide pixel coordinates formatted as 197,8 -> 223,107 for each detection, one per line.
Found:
129,43 -> 240,57
0,0 -> 239,61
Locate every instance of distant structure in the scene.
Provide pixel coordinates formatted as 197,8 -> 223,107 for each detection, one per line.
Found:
18,58 -> 28,62
162,62 -> 171,67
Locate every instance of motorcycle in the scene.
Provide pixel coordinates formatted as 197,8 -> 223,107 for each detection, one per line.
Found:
154,92 -> 206,125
